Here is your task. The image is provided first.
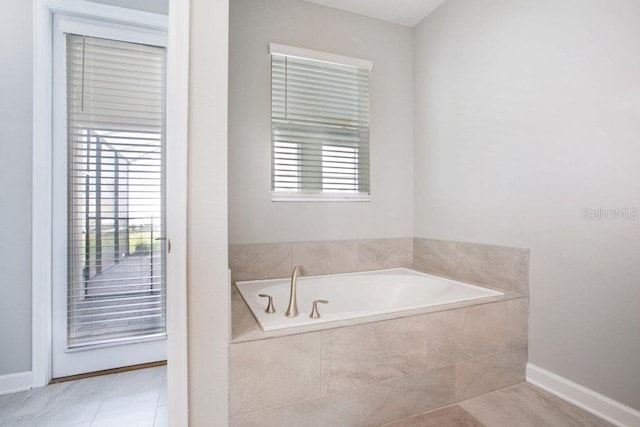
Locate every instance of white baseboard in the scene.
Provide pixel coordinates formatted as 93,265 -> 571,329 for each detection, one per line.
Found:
0,371 -> 32,395
526,363 -> 640,427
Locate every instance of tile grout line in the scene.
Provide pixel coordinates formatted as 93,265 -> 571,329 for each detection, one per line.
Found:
380,401 -> 481,427
152,373 -> 163,427
89,395 -> 104,425
89,372 -> 118,425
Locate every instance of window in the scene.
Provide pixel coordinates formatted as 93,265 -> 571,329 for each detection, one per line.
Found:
270,44 -> 372,201
66,34 -> 166,348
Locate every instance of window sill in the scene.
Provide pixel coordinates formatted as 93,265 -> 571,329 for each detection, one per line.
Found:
272,193 -> 371,202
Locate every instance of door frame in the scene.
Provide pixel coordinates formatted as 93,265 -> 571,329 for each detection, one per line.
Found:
50,13 -> 168,378
32,0 -> 188,424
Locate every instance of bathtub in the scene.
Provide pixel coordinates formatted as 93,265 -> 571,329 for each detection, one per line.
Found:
236,268 -> 503,331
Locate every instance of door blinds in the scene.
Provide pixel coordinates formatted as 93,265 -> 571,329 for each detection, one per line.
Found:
271,51 -> 371,200
66,34 -> 166,348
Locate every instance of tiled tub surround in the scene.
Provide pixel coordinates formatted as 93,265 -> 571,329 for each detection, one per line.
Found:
230,298 -> 528,426
413,238 -> 530,295
229,238 -> 414,283
229,238 -> 529,426
229,238 -> 529,294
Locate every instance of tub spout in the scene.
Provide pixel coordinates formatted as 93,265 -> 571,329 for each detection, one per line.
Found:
285,265 -> 306,317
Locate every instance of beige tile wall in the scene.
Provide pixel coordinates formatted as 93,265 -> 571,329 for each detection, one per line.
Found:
357,367 -> 456,427
229,238 -> 528,294
414,238 -> 529,294
229,243 -> 292,283
229,238 -> 413,283
427,301 -> 507,370
321,316 -> 429,393
229,333 -> 321,415
229,391 -> 359,427
454,348 -> 527,401
229,298 -> 528,426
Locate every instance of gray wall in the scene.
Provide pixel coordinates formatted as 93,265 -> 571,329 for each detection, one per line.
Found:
0,0 -> 167,378
228,0 -> 414,244
0,0 -> 33,376
413,0 -> 640,409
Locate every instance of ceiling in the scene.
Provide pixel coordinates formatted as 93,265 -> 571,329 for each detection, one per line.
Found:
302,0 -> 447,27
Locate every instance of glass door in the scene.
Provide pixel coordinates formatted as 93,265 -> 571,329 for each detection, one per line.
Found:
52,18 -> 168,377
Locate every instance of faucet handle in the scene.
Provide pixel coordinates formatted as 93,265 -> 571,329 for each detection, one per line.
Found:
258,294 -> 276,314
310,300 -> 329,319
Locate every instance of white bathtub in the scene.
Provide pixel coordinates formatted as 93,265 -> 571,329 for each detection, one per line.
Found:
236,268 -> 503,331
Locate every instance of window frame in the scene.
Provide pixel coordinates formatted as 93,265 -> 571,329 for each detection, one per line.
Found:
269,43 -> 373,202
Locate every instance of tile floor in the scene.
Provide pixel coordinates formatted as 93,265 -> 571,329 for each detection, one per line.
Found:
387,381 -> 612,427
0,366 -> 166,427
0,370 -> 613,427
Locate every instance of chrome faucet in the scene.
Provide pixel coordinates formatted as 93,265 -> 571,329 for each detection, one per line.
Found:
285,265 -> 306,317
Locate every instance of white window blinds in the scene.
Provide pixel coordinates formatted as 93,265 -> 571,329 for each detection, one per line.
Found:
271,45 -> 371,200
66,34 -> 166,348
